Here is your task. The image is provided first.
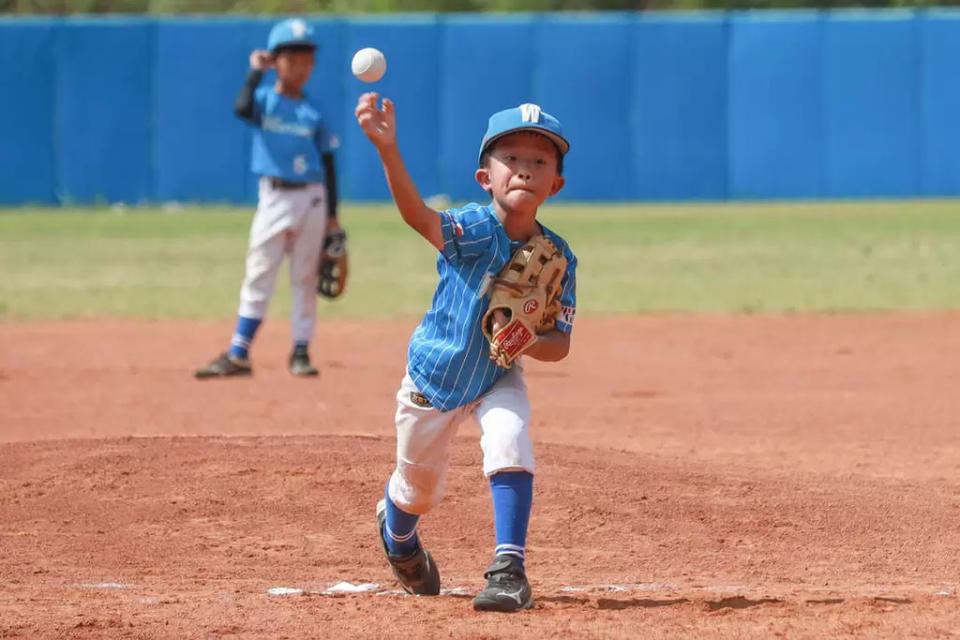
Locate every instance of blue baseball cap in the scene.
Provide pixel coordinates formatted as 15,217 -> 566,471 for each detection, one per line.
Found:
479,103 -> 569,163
268,18 -> 317,52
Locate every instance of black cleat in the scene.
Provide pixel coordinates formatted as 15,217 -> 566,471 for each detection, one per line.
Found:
289,348 -> 318,376
472,554 -> 533,612
376,499 -> 440,596
195,352 -> 252,379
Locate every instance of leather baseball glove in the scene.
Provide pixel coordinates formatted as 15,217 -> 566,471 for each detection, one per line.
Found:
317,228 -> 348,299
481,234 -> 567,369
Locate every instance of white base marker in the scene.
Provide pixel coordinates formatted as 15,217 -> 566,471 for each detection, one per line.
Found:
323,582 -> 379,594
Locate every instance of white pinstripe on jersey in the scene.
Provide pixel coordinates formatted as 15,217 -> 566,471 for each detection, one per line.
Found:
406,204 -> 578,412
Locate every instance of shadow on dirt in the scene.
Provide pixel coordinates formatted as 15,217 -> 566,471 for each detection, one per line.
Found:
538,595 -> 591,606
874,597 -> 911,605
598,598 -> 690,610
538,596 -> 691,610
705,596 -> 782,611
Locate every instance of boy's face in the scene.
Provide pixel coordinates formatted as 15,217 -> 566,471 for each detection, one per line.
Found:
274,48 -> 315,92
475,132 -> 565,215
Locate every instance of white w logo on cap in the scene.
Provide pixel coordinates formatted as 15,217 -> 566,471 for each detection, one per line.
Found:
291,19 -> 307,37
519,103 -> 542,124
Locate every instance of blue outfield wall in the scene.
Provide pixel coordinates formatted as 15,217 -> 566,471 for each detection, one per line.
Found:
0,22 -> 57,205
55,19 -> 155,204
728,13 -> 822,199
342,18 -> 441,202
823,13 -> 921,198
154,19 -> 260,204
634,15 -> 728,200
4,10 -> 960,205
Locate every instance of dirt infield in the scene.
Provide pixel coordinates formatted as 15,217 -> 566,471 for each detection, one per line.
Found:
2,314 -> 959,638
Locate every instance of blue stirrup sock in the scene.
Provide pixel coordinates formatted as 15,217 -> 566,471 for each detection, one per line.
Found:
228,316 -> 262,359
383,487 -> 420,557
490,470 -> 533,570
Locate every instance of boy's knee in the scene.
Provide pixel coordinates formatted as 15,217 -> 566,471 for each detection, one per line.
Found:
481,422 -> 534,476
388,463 -> 445,515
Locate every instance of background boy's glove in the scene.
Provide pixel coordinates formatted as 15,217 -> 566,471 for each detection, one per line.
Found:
317,228 -> 348,299
482,235 -> 567,369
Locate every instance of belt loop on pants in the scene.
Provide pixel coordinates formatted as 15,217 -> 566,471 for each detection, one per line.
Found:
270,177 -> 309,190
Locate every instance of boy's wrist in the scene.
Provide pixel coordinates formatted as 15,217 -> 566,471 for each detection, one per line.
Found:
377,141 -> 401,156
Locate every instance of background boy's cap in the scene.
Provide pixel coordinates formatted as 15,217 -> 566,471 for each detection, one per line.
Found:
268,18 -> 317,52
479,103 -> 570,162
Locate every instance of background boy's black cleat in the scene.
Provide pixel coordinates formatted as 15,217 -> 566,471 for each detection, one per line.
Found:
376,499 -> 440,596
473,554 -> 533,612
195,352 -> 252,379
289,348 -> 318,376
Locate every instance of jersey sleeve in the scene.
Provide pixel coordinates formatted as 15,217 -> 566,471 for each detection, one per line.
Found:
247,86 -> 270,126
438,206 -> 496,265
234,70 -> 263,125
553,251 -> 577,334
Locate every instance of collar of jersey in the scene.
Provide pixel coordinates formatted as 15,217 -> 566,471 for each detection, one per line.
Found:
486,205 -> 552,247
270,87 -> 309,102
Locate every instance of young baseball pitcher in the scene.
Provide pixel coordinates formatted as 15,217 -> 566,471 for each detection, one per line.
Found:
355,93 -> 577,612
196,18 -> 346,380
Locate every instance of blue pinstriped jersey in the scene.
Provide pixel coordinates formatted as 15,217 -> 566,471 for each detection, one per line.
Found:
407,204 -> 578,412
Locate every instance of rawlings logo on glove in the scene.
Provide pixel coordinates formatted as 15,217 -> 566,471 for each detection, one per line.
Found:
317,228 -> 349,299
481,234 -> 566,369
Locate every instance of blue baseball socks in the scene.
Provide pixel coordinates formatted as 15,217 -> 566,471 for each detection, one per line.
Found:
382,487 -> 421,557
490,470 -> 533,569
228,316 -> 261,360
383,472 -> 533,565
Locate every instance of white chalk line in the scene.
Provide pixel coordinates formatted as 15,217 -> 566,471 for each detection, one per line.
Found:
260,581 -> 960,600
73,580 -> 959,601
267,582 -> 381,596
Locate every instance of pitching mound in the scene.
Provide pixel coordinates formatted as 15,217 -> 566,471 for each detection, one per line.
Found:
1,314 -> 959,638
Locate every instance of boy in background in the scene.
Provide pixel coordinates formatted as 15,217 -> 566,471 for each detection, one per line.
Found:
197,18 -> 341,379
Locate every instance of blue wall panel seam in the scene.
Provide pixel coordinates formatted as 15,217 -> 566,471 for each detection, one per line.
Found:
148,19 -> 158,203
721,13 -> 731,202
912,11 -> 929,196
52,22 -> 63,205
436,17 -> 446,203
624,12 -> 637,201
815,10 -> 826,199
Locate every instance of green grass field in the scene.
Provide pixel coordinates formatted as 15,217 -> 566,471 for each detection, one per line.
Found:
2,200 -> 959,320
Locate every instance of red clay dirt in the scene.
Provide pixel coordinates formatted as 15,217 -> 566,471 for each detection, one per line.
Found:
1,314 -> 959,639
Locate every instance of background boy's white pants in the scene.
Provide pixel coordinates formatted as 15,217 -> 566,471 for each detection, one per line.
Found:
237,177 -> 328,344
387,365 -> 534,515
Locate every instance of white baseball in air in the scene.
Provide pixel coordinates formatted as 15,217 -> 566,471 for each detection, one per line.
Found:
351,47 -> 387,83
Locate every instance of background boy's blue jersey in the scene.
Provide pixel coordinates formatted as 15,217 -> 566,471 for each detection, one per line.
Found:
247,87 -> 337,183
408,204 -> 577,412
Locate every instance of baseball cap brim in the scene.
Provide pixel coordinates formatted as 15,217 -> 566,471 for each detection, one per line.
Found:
482,126 -> 570,157
271,41 -> 318,52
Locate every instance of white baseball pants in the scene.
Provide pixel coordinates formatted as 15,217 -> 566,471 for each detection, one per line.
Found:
387,364 -> 534,515
237,178 -> 328,344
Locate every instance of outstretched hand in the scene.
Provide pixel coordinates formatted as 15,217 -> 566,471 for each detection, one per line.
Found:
355,92 -> 397,151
